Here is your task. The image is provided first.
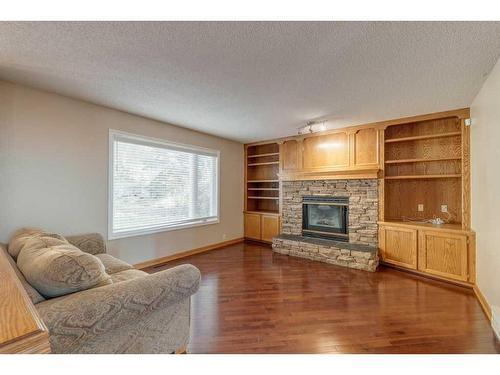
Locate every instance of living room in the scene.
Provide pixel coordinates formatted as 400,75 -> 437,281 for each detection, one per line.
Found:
1,1 -> 500,373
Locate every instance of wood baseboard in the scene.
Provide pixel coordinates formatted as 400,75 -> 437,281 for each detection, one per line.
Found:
380,261 -> 473,289
473,285 -> 492,321
134,237 -> 244,270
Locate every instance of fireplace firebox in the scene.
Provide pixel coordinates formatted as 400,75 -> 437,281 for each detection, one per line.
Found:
302,196 -> 349,241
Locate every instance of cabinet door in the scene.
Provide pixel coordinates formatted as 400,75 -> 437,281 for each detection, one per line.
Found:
281,140 -> 301,171
244,213 -> 261,240
302,132 -> 349,169
379,225 -> 418,269
261,215 -> 280,242
353,128 -> 379,166
418,230 -> 468,282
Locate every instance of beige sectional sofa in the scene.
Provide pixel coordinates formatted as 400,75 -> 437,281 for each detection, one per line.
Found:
1,230 -> 201,354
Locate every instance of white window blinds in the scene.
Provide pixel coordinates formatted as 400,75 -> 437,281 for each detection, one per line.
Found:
109,131 -> 219,239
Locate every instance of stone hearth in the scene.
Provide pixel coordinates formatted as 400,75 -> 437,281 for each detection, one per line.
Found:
272,179 -> 379,271
273,234 -> 378,272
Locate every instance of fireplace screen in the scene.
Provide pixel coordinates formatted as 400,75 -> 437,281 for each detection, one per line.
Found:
302,196 -> 348,241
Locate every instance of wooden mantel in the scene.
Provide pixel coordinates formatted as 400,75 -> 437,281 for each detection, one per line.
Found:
278,167 -> 380,181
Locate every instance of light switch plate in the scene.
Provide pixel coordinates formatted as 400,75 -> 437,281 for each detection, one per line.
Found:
441,205 -> 448,213
418,204 -> 424,212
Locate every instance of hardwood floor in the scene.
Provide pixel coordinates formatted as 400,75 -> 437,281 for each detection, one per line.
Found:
147,241 -> 499,354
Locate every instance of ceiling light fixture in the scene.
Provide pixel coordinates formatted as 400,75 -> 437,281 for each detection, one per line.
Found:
298,120 -> 327,135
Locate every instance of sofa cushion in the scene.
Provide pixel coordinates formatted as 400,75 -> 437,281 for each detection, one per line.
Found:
17,235 -> 112,298
95,253 -> 133,275
110,269 -> 147,283
66,233 -> 107,255
8,227 -> 45,260
1,244 -> 45,304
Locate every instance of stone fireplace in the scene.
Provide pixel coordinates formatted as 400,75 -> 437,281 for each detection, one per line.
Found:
272,179 -> 379,272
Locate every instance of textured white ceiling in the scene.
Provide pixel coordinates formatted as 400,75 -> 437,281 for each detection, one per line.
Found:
1,22 -> 500,142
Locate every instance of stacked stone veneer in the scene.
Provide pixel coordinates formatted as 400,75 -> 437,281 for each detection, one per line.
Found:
272,179 -> 379,272
273,235 -> 378,272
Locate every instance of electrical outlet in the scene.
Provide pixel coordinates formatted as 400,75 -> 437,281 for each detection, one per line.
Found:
441,205 -> 448,213
418,204 -> 424,212
222,233 -> 227,240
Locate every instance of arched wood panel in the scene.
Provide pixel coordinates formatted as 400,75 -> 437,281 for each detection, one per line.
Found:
302,132 -> 349,169
353,128 -> 379,166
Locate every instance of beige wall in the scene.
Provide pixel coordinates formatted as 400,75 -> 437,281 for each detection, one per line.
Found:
471,58 -> 500,326
0,81 -> 244,264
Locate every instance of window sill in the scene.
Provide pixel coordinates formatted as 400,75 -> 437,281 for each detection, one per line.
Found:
108,218 -> 220,240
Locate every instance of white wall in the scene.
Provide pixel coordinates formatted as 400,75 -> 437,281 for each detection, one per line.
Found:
471,57 -> 500,325
0,81 -> 244,264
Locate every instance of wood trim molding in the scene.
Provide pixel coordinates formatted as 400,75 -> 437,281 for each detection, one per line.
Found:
380,261 -> 474,289
378,220 -> 475,235
134,237 -> 244,270
461,119 -> 471,230
473,285 -> 492,321
0,245 -> 51,354
278,167 -> 380,182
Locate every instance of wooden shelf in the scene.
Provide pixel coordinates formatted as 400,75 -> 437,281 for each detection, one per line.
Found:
247,152 -> 279,159
385,174 -> 462,180
248,196 -> 279,200
247,161 -> 279,166
385,132 -> 461,143
247,188 -> 279,191
385,157 -> 462,164
247,179 -> 279,183
379,220 -> 470,233
244,210 -> 279,215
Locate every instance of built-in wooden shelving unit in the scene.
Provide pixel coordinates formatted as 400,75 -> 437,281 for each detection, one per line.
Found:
379,110 -> 475,285
243,142 -> 281,243
245,142 -> 280,214
383,115 -> 466,225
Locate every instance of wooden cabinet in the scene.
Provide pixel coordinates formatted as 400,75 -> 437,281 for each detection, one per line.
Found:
302,132 -> 349,169
353,128 -> 379,167
278,125 -> 380,181
418,230 -> 468,282
379,225 -> 418,269
244,213 -> 262,240
378,108 -> 473,285
244,142 -> 281,243
244,212 -> 280,243
378,221 -> 474,285
261,214 -> 280,242
281,139 -> 301,171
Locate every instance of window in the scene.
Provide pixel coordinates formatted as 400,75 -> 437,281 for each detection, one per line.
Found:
108,130 -> 219,239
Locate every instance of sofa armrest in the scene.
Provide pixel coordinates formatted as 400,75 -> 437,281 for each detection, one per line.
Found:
35,264 -> 201,352
65,233 -> 106,255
